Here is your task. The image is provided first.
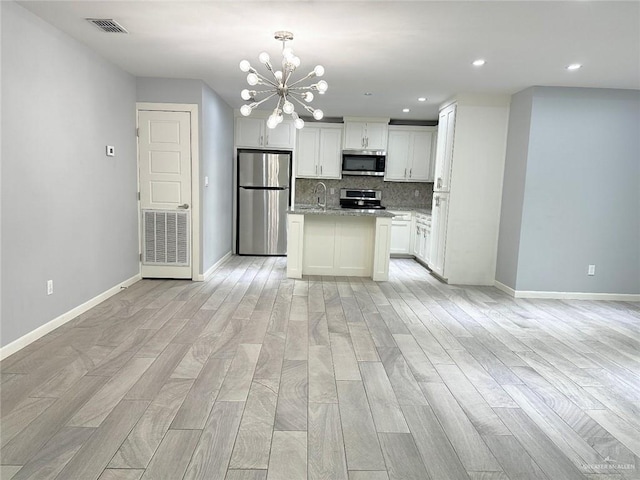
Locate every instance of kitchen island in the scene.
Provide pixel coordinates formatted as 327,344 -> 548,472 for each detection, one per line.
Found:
286,206 -> 394,281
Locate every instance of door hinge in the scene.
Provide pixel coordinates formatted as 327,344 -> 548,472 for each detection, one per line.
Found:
136,127 -> 139,137
137,192 -> 141,200
139,253 -> 142,262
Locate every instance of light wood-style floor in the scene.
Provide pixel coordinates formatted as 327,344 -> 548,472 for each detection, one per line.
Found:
1,256 -> 639,480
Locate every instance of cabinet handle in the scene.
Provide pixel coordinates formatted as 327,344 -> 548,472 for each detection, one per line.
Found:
315,165 -> 318,175
409,168 -> 412,178
260,135 -> 264,146
265,135 -> 269,145
366,137 -> 369,148
404,168 -> 407,178
435,196 -> 441,207
436,177 -> 442,189
320,165 -> 323,175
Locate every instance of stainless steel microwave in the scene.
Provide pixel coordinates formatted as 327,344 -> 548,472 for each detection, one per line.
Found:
342,150 -> 386,176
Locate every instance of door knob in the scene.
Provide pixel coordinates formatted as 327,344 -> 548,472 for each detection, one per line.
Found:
178,204 -> 190,209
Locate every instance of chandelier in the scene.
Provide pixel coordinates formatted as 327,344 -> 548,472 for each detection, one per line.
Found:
239,31 -> 328,130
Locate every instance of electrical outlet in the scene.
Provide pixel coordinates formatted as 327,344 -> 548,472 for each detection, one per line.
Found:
204,176 -> 209,187
414,190 -> 419,197
330,188 -> 335,195
47,280 -> 54,295
588,264 -> 596,276
106,145 -> 115,157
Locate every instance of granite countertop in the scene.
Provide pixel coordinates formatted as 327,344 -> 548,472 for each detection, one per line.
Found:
385,206 -> 432,215
288,204 -> 395,218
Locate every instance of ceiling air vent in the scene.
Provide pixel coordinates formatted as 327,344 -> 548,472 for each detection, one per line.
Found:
86,18 -> 128,33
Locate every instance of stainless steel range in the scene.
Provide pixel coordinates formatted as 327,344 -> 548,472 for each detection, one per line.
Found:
339,189 -> 385,210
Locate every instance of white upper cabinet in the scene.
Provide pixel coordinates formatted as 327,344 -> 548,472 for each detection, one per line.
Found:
235,116 -> 296,149
295,123 -> 342,179
343,118 -> 389,150
433,104 -> 456,191
385,126 -> 436,182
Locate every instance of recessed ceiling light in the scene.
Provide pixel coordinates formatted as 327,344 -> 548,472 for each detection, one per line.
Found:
364,92 -> 373,96
472,59 -> 486,67
566,63 -> 582,71
402,108 -> 410,113
418,97 -> 427,102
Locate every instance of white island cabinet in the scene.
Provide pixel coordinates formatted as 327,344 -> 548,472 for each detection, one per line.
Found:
287,208 -> 393,281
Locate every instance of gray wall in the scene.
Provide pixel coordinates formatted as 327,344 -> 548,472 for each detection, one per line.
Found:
136,77 -> 234,273
497,86 -> 640,294
1,2 -> 139,347
495,89 -> 533,288
201,84 -> 234,270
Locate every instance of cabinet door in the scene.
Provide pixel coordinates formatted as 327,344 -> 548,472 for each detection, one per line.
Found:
408,130 -> 434,182
266,121 -> 295,149
390,220 -> 412,254
385,130 -> 411,181
413,225 -> 421,257
429,193 -> 449,277
318,127 -> 342,178
296,127 -> 320,178
434,104 -> 456,191
364,122 -> 388,150
235,117 -> 264,147
423,227 -> 431,264
343,122 -> 365,149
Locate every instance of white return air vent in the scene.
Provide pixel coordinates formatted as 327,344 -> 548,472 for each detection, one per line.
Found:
86,18 -> 128,33
143,210 -> 190,266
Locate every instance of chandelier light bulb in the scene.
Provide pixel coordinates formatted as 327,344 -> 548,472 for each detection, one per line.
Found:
277,113 -> 284,124
304,92 -> 314,102
240,104 -> 252,116
313,109 -> 324,120
274,70 -> 283,81
291,56 -> 301,68
294,118 -> 305,129
316,80 -> 328,93
266,115 -> 278,129
282,47 -> 293,59
247,73 -> 259,86
239,60 -> 251,72
241,89 -> 252,101
313,65 -> 325,77
283,101 -> 295,114
258,52 -> 270,64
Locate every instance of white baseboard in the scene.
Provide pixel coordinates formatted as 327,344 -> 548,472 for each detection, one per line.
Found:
195,251 -> 232,282
494,280 -> 640,301
0,273 -> 141,361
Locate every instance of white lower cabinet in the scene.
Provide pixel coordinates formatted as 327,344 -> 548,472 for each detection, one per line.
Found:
389,211 -> 413,255
428,193 -> 449,278
413,212 -> 432,265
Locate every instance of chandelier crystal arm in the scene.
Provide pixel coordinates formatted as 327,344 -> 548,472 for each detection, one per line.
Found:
251,92 -> 278,108
254,72 -> 279,88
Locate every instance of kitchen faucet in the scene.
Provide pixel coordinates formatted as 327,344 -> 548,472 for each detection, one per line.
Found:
314,182 -> 327,211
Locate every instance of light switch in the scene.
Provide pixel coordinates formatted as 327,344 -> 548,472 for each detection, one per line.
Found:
106,146 -> 115,157
205,176 -> 209,187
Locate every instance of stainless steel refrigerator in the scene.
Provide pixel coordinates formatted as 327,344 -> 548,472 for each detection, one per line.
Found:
237,150 -> 291,255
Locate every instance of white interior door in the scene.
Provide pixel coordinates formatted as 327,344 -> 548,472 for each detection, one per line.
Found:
138,110 -> 192,279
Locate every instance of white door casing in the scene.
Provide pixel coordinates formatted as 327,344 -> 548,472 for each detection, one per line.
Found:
137,106 -> 198,279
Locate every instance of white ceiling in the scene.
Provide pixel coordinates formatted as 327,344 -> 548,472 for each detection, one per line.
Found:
18,1 -> 640,120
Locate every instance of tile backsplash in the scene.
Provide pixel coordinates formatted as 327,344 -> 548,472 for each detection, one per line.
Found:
295,177 -> 433,209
